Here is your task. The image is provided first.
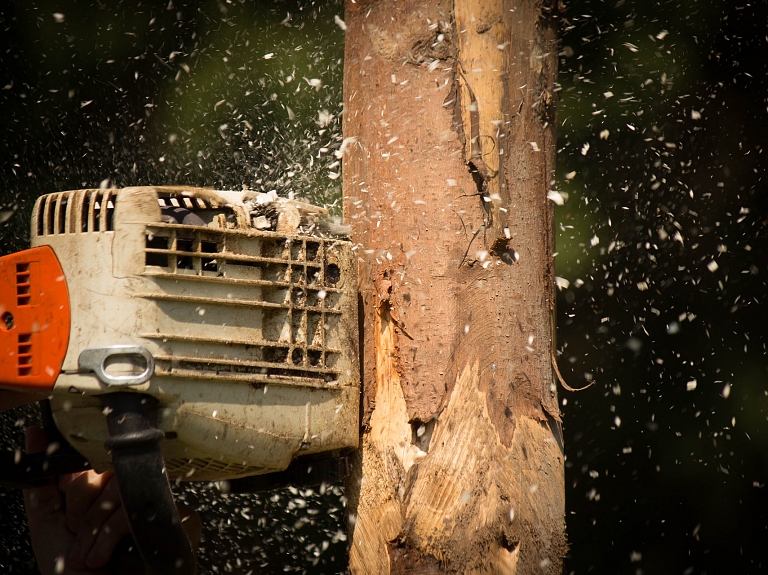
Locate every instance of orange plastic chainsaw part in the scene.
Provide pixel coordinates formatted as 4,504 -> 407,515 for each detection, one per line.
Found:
0,246 -> 70,390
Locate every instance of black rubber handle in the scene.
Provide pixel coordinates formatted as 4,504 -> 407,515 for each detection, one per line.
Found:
101,393 -> 197,575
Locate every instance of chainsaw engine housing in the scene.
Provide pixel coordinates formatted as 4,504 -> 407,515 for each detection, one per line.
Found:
22,186 -> 359,481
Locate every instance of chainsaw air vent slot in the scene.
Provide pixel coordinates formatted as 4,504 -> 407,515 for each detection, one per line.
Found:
291,348 -> 304,365
200,241 -> 219,272
158,195 -> 214,211
325,263 -> 341,286
80,193 -> 91,232
88,191 -> 116,232
45,195 -> 56,235
41,192 -> 71,235
156,194 -> 232,229
264,347 -> 289,364
104,198 -> 116,231
57,194 -> 69,234
145,235 -> 169,267
17,333 -> 33,376
306,242 -> 320,262
260,238 -> 288,260
307,350 -> 322,367
15,263 -> 31,306
175,237 -> 195,270
36,202 -> 46,237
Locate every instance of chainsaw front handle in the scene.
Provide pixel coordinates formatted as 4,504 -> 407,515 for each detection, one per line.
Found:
101,392 -> 197,575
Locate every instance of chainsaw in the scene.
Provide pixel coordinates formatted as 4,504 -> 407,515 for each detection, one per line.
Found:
0,186 -> 360,574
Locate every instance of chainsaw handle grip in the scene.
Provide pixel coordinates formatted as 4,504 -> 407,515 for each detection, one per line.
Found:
101,392 -> 197,575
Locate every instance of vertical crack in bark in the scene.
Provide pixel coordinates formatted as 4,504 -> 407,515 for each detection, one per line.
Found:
456,62 -> 496,228
451,0 -> 509,264
459,224 -> 486,267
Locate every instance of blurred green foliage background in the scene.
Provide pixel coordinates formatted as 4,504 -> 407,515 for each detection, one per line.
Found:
1,0 -> 766,574
0,0 -> 345,252
556,1 -> 767,573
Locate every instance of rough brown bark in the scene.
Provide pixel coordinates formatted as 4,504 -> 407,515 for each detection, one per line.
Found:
342,0 -> 565,573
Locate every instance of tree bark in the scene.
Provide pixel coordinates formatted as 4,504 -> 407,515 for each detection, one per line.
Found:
342,0 -> 565,573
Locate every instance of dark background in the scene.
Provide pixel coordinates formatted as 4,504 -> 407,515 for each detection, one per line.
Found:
1,1 -> 766,574
556,1 -> 768,573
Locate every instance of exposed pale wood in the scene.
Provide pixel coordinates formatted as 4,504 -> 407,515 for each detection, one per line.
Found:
403,361 -> 563,572
348,307 -> 420,574
454,0 -> 506,238
343,0 -> 565,572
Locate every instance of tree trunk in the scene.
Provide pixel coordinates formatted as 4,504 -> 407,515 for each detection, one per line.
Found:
342,0 -> 565,573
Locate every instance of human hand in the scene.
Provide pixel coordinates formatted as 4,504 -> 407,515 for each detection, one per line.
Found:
23,426 -> 116,574
22,426 -> 202,574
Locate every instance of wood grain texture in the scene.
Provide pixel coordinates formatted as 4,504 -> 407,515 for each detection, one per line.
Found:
343,0 -> 565,572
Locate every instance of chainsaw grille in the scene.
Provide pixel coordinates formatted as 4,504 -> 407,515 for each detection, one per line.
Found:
34,189 -> 116,236
15,262 -> 31,306
15,262 -> 34,376
17,333 -> 33,377
141,223 -> 349,387
164,457 -> 264,479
